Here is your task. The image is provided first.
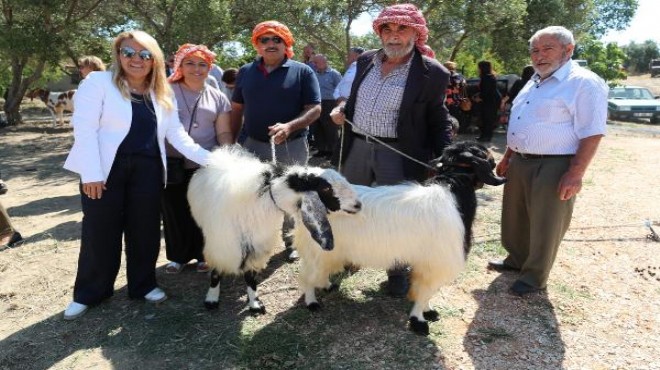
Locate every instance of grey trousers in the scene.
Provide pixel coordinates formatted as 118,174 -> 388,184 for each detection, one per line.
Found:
341,136 -> 405,186
501,154 -> 575,288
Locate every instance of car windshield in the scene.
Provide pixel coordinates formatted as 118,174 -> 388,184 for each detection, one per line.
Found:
609,88 -> 655,100
651,61 -> 660,66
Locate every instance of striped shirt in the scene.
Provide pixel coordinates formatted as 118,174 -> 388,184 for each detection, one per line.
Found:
353,51 -> 412,138
507,61 -> 608,155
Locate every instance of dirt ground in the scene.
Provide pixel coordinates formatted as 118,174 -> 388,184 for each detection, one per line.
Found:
0,75 -> 659,369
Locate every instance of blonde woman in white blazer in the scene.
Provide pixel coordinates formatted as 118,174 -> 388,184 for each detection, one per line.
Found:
63,31 -> 211,320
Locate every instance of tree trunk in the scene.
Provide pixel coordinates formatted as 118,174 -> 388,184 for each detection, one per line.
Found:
2,57 -> 46,125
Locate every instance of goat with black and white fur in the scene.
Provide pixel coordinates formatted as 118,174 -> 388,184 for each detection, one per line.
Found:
187,145 -> 361,314
292,142 -> 506,335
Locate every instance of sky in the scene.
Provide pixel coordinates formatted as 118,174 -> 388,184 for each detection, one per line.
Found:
352,0 -> 658,46
601,0 -> 660,45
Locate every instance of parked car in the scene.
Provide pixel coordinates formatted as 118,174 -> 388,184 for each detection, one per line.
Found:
649,59 -> 660,77
607,85 -> 660,124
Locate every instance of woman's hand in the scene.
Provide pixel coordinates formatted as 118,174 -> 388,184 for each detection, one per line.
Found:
82,181 -> 106,199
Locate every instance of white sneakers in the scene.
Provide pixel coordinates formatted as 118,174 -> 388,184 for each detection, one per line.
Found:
144,287 -> 168,303
63,288 -> 167,320
63,302 -> 89,321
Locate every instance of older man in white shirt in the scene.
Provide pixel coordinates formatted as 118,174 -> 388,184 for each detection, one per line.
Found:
490,26 -> 608,296
333,47 -> 364,103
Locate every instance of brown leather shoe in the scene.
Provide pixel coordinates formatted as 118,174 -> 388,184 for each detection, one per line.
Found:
509,280 -> 545,296
487,259 -> 520,272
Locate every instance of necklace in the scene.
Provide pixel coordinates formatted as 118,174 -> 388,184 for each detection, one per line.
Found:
178,83 -> 204,128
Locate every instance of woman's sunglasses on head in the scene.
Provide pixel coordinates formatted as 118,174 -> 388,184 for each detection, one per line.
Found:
119,46 -> 153,61
259,36 -> 283,45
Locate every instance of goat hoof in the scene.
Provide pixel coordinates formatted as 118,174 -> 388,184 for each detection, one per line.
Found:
307,302 -> 322,312
204,301 -> 219,310
324,283 -> 339,292
248,300 -> 266,315
423,310 -> 440,322
249,306 -> 267,315
409,317 -> 430,336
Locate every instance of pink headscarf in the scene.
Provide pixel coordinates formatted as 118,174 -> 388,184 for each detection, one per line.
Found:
251,21 -> 295,59
168,43 -> 217,83
372,3 -> 435,59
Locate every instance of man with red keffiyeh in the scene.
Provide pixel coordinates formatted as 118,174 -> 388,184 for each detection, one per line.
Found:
330,3 -> 454,297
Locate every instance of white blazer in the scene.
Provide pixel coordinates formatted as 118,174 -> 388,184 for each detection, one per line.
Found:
64,71 -> 210,184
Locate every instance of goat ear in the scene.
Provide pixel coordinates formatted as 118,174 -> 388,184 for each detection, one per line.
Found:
470,155 -> 506,186
300,192 -> 334,251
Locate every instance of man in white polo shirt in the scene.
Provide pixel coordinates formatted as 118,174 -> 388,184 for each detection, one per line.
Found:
490,26 -> 607,296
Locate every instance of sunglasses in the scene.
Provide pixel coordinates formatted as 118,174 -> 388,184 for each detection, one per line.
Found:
119,46 -> 153,61
259,36 -> 283,45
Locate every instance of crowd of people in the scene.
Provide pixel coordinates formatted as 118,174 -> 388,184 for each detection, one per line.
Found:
3,3 -> 603,321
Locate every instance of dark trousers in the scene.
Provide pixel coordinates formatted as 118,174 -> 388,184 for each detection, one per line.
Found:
73,154 -> 163,305
313,100 -> 340,153
501,155 -> 575,288
161,168 -> 204,264
479,103 -> 498,140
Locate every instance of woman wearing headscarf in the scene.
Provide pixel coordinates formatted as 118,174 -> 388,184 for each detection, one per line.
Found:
162,44 -> 232,274
62,31 -> 211,320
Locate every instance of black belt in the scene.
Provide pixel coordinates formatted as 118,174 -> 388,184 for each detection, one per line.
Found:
353,132 -> 397,144
514,152 -> 574,159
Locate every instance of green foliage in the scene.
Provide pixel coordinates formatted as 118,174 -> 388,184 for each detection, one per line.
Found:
622,40 -> 660,73
576,36 -> 627,81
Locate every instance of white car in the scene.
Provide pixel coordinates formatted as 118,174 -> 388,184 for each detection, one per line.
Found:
607,86 -> 660,124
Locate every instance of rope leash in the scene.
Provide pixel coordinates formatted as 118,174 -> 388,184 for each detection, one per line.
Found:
342,118 -> 436,172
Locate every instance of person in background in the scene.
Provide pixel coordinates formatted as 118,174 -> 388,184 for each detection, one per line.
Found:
62,30 -> 211,320
330,4 -> 453,296
443,61 -> 468,133
333,46 -> 365,103
208,63 -> 224,87
231,20 -> 321,261
165,53 -> 175,77
78,56 -> 106,79
491,26 -> 607,296
162,43 -> 233,274
474,60 -> 500,142
503,65 -> 535,106
302,43 -> 316,69
219,67 -> 238,100
311,54 -> 342,158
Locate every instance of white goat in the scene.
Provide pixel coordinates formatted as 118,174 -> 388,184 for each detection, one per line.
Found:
293,142 -> 506,335
187,145 -> 361,313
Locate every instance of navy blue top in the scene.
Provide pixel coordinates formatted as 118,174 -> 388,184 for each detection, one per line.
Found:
233,57 -> 321,142
117,93 -> 159,156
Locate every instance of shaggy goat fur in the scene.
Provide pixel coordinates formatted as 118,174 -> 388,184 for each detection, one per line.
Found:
293,142 -> 505,335
187,145 -> 361,313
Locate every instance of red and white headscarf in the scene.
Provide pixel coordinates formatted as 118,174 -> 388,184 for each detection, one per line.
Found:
168,43 -> 217,83
372,3 -> 435,59
251,20 -> 295,59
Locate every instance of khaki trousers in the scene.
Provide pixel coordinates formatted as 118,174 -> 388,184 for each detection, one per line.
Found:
0,201 -> 14,237
501,154 -> 575,288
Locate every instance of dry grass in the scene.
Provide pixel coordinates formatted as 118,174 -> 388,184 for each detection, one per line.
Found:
1,81 -> 660,369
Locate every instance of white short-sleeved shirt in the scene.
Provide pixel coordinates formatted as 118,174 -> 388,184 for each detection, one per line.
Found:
507,61 -> 608,155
